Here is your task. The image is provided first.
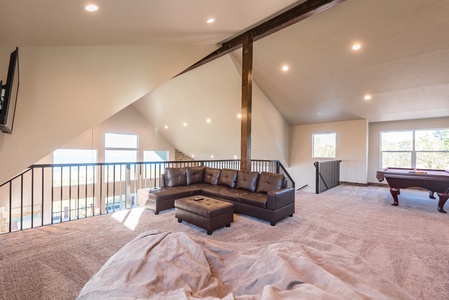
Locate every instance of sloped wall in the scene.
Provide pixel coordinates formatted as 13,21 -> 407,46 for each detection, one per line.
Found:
134,54 -> 290,165
0,44 -> 216,183
35,105 -> 177,164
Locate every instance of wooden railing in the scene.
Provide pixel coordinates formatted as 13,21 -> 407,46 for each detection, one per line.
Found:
0,159 -> 294,233
314,160 -> 341,194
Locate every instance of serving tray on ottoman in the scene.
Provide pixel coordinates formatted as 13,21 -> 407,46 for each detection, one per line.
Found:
175,197 -> 234,235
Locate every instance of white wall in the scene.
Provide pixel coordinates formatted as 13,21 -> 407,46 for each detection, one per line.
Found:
289,119 -> 368,192
134,54 -> 290,164
36,105 -> 176,164
368,117 -> 449,183
0,44 -> 216,183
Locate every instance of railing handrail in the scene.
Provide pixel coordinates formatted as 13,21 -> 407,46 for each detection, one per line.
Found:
0,159 -> 294,234
0,168 -> 32,188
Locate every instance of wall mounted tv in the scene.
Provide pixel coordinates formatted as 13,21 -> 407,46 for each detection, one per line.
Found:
0,47 -> 19,134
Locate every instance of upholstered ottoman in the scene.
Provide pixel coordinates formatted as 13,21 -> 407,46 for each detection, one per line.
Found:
175,197 -> 234,235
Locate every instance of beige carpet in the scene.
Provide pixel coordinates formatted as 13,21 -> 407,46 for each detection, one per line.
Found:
1,185 -> 448,300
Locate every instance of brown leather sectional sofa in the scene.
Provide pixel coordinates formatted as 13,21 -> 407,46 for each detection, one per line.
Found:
138,166 -> 295,226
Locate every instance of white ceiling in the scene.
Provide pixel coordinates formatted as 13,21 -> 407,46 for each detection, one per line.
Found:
1,0 -> 448,126
0,0 -> 300,46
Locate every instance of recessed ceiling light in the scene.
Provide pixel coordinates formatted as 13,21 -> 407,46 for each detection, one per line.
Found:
364,94 -> 372,100
233,155 -> 238,159
84,4 -> 99,12
164,125 -> 168,129
206,118 -> 211,123
207,18 -> 215,24
183,122 -> 187,127
211,155 -> 214,158
352,43 -> 362,51
282,65 -> 289,72
237,114 -> 242,119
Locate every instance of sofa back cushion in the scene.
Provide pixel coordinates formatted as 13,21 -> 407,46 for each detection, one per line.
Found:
256,172 -> 284,193
217,169 -> 238,188
204,167 -> 221,185
236,171 -> 259,192
186,166 -> 205,185
164,168 -> 187,187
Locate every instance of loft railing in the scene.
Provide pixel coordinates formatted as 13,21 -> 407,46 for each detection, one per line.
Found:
0,159 -> 294,234
314,160 -> 342,194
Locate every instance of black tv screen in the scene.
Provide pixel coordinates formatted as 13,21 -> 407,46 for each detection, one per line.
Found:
0,47 -> 19,134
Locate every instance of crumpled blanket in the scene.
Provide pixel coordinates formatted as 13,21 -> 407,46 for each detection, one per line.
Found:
77,230 -> 412,299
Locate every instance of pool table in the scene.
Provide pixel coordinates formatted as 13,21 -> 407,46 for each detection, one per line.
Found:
376,167 -> 449,213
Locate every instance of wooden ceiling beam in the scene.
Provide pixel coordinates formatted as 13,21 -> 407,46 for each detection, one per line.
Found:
177,0 -> 345,76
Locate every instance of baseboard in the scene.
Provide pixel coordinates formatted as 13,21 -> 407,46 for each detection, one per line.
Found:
339,181 -> 369,187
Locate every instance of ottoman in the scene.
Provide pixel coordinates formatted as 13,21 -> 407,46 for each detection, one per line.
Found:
175,197 -> 234,235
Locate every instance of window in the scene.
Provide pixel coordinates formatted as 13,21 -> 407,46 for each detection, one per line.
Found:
143,150 -> 168,179
105,133 -> 138,182
313,133 -> 336,158
53,149 -> 97,186
380,129 -> 449,169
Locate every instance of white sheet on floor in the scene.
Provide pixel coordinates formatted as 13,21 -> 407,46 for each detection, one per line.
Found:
77,230 -> 412,300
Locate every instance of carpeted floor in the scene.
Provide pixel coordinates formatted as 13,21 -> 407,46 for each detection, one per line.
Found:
1,185 -> 448,300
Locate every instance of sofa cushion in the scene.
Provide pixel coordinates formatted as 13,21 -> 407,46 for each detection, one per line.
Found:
217,187 -> 247,202
164,168 -> 187,187
256,172 -> 284,193
204,167 -> 221,185
147,186 -> 200,201
217,169 -> 238,188
236,171 -> 259,192
186,166 -> 205,185
239,192 -> 267,209
200,185 -> 220,197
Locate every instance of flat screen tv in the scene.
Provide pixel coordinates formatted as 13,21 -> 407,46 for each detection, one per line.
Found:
0,47 -> 19,134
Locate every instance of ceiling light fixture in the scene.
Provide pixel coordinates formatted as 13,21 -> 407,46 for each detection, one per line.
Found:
206,118 -> 211,123
364,94 -> 372,100
207,18 -> 215,24
282,65 -> 289,71
352,43 -> 362,51
237,114 -> 242,119
183,122 -> 187,127
164,125 -> 168,129
84,4 -> 99,12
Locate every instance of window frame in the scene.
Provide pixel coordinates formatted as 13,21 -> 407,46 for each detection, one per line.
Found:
312,132 -> 337,158
380,128 -> 449,169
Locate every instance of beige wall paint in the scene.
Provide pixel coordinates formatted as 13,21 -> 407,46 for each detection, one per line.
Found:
36,105 -> 176,164
0,44 -> 216,183
289,119 -> 368,192
368,117 -> 449,183
134,54 -> 290,164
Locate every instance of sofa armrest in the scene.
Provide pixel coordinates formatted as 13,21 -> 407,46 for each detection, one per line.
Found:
266,188 -> 295,210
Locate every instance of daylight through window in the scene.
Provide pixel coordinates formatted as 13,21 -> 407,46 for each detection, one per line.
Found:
380,129 -> 449,169
313,133 -> 336,158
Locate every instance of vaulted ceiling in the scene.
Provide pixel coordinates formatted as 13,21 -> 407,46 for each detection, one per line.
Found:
1,0 -> 448,127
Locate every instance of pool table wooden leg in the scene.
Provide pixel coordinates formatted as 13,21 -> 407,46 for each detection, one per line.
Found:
437,193 -> 448,213
390,188 -> 400,206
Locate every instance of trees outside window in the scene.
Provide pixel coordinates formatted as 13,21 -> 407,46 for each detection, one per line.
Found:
381,129 -> 449,169
313,133 -> 336,158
